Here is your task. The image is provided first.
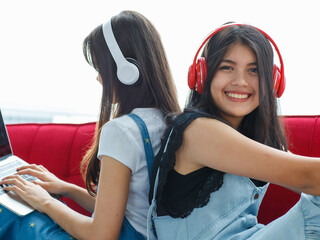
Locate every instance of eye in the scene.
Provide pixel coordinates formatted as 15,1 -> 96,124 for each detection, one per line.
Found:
219,65 -> 233,71
248,67 -> 258,73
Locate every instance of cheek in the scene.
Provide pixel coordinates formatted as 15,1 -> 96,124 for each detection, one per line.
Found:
210,80 -> 218,99
210,75 -> 225,94
210,79 -> 224,105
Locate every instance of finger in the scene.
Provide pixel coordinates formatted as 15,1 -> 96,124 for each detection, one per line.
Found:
17,164 -> 47,172
1,175 -> 28,189
1,174 -> 22,181
16,168 -> 44,179
3,174 -> 28,184
2,184 -> 25,195
39,165 -> 49,172
16,164 -> 36,170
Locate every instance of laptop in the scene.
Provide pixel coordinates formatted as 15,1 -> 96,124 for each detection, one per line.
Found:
0,109 -> 36,216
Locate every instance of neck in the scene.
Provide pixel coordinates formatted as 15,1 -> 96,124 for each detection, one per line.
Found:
220,115 -> 243,129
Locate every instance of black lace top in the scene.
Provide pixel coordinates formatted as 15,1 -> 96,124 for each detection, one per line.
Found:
150,111 -> 266,219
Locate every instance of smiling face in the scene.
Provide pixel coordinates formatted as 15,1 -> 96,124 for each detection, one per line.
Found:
210,43 -> 259,128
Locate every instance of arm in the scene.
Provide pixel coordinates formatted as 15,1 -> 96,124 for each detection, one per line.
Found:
1,156 -> 131,240
16,164 -> 96,213
176,117 -> 320,195
61,183 -> 96,213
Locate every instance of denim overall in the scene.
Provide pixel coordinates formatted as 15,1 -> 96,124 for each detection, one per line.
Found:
118,113 -> 154,240
0,113 -> 153,240
147,129 -> 320,240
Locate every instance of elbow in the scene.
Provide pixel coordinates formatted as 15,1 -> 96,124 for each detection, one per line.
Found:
299,170 -> 320,196
74,219 -> 119,240
80,231 -> 119,240
77,232 -> 94,240
300,186 -> 320,196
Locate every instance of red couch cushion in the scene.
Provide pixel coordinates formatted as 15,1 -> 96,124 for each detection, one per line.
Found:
284,116 -> 320,157
7,122 -> 96,216
258,116 -> 320,224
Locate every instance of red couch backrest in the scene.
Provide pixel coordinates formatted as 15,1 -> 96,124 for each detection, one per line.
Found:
7,122 -> 96,216
6,115 -> 320,222
284,116 -> 320,157
258,115 -> 320,224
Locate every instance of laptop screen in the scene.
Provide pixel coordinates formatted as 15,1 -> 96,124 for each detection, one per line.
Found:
0,110 -> 12,160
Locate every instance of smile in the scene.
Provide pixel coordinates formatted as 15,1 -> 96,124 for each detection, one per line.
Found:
225,92 -> 250,99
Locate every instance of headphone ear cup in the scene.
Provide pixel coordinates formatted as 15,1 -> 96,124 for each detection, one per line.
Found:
188,64 -> 196,90
273,64 -> 284,98
126,57 -> 140,74
277,74 -> 286,98
195,57 -> 207,94
126,57 -> 139,66
118,57 -> 140,85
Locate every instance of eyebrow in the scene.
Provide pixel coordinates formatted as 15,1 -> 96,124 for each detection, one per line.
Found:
221,59 -> 257,66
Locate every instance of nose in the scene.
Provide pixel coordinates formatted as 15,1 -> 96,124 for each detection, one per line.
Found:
231,70 -> 248,87
96,75 -> 102,85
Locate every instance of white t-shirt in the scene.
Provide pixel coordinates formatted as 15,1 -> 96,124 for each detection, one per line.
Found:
97,108 -> 166,237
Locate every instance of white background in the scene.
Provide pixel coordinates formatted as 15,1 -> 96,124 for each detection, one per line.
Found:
0,0 -> 319,122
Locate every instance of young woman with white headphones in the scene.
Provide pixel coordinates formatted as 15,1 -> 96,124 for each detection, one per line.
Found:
0,10 -> 180,240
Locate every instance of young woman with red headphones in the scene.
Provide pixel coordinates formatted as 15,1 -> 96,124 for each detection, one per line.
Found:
148,23 -> 320,239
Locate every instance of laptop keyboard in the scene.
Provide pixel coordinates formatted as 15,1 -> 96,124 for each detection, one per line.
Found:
0,159 -> 37,196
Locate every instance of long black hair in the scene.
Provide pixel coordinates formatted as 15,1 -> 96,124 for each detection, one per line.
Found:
81,10 -> 180,195
186,24 -> 287,150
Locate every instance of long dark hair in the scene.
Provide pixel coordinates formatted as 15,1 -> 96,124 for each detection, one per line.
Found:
81,10 -> 180,195
186,24 -> 287,150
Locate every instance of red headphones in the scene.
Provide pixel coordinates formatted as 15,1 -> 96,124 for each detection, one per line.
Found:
188,24 -> 286,97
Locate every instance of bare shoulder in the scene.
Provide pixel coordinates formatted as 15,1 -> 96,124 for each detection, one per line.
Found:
175,117 -> 229,175
183,117 -> 234,145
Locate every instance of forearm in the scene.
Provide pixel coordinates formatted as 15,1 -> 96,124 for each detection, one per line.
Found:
42,197 -> 95,240
63,183 -> 95,213
295,156 -> 320,196
267,152 -> 320,195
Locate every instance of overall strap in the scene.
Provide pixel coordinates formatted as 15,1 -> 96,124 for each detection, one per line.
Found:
147,127 -> 175,240
127,113 -> 154,184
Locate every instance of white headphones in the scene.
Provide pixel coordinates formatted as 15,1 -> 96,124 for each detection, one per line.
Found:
102,19 -> 140,85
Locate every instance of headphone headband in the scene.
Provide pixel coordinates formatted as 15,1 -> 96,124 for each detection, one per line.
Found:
102,19 -> 140,85
189,23 -> 285,97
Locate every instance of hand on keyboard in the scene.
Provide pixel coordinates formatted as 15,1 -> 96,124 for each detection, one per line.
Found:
16,164 -> 67,198
0,174 -> 54,213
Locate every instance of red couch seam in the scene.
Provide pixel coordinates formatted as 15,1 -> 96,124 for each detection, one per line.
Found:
67,125 -> 81,178
28,125 -> 41,161
308,117 -> 317,156
309,117 -> 319,156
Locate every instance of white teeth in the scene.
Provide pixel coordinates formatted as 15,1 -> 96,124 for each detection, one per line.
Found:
225,92 -> 249,99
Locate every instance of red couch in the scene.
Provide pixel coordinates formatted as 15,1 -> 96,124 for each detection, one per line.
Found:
6,115 -> 320,224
